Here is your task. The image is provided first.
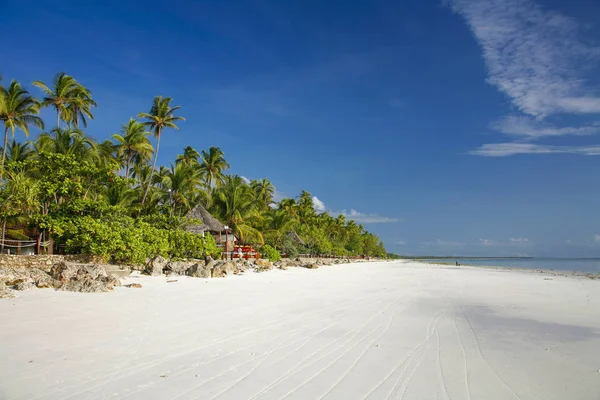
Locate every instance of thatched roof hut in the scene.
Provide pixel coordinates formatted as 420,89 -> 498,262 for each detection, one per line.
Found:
287,230 -> 305,245
186,204 -> 226,233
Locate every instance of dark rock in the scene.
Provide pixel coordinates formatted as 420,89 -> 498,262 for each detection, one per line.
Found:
165,260 -> 197,276
126,283 -> 143,288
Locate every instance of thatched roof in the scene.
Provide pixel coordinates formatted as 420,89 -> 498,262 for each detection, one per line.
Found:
186,204 -> 226,232
287,230 -> 305,245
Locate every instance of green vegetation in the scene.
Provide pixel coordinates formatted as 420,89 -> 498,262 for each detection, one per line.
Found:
0,72 -> 388,261
260,244 -> 282,262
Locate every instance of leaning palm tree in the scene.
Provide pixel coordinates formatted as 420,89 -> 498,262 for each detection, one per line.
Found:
0,80 -> 44,178
137,96 -> 185,205
112,119 -> 154,179
199,146 -> 230,193
32,72 -> 88,128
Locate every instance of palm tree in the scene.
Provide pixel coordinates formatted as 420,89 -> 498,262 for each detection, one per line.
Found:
2,140 -> 33,164
176,146 -> 200,166
163,162 -> 203,216
112,119 -> 154,179
0,80 -> 44,178
0,170 -> 40,252
199,146 -> 230,193
137,96 -> 185,205
264,208 -> 296,249
64,87 -> 97,128
251,178 -> 275,210
212,175 -> 263,244
35,127 -> 97,162
33,73 -> 86,128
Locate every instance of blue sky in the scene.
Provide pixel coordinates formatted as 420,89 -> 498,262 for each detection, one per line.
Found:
3,0 -> 600,257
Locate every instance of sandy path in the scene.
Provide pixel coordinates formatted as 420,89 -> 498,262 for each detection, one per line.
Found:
1,261 -> 599,400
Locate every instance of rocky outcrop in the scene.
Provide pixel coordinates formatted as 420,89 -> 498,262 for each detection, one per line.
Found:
165,260 -> 197,276
14,281 -> 36,291
1,266 -> 59,288
145,256 -> 168,276
51,261 -> 120,293
212,261 -> 236,278
186,262 -> 213,278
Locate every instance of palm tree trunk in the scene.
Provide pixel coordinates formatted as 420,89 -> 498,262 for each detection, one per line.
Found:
0,127 -> 9,181
0,217 -> 6,254
141,129 -> 161,205
125,157 -> 130,180
57,109 -> 60,128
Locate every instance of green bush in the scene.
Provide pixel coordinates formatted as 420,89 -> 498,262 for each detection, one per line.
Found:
261,244 -> 281,262
44,215 -> 221,265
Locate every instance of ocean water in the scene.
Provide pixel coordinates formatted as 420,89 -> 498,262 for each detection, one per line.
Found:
417,258 -> 600,273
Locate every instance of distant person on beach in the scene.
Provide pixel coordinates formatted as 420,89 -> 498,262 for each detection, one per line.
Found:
456,261 -> 460,266
237,247 -> 243,260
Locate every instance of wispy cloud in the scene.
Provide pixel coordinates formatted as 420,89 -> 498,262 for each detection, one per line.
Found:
510,237 -> 529,243
339,209 -> 400,224
396,240 -> 407,246
491,116 -> 600,138
470,143 -> 600,157
450,0 -> 600,117
423,239 -> 467,248
478,238 -> 497,246
595,235 -> 600,244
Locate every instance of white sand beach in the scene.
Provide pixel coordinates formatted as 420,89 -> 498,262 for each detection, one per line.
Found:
1,261 -> 599,400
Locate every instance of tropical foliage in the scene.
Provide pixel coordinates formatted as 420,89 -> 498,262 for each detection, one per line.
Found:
0,72 -> 388,262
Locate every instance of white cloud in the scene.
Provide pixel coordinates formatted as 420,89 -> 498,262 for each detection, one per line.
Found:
339,209 -> 400,224
450,0 -> 600,117
478,238 -> 497,246
240,175 -> 251,184
566,239 -> 573,244
312,196 -> 327,213
470,143 -> 600,157
491,116 -> 600,138
595,235 -> 600,244
396,240 -> 407,245
510,237 -> 529,243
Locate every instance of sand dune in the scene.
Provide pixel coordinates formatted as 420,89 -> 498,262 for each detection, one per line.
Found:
1,261 -> 599,399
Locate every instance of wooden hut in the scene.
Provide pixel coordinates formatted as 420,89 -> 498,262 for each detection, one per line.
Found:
186,203 -> 237,253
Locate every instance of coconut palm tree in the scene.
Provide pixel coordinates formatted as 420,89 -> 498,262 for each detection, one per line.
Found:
199,146 -> 230,193
263,208 -> 296,249
163,162 -> 202,216
212,175 -> 263,244
112,119 -> 154,179
0,80 -> 44,178
35,127 -> 97,162
137,96 -> 185,205
64,87 -> 97,128
251,178 -> 275,210
0,170 -> 40,252
2,140 -> 33,164
33,73 -> 87,128
176,146 -> 200,166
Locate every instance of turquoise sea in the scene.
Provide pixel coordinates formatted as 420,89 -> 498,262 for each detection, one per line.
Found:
416,258 -> 600,273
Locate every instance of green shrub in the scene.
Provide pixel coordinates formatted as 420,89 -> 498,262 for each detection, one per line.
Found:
261,244 -> 281,262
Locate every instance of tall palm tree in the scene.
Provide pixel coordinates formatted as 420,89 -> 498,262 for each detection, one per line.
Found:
33,73 -> 89,128
264,208 -> 296,249
0,80 -> 44,178
176,145 -> 200,166
212,175 -> 263,244
199,146 -> 230,193
163,162 -> 202,216
137,96 -> 185,205
112,119 -> 153,179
